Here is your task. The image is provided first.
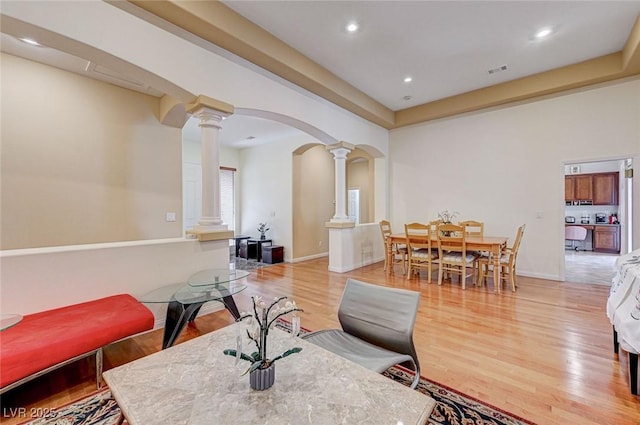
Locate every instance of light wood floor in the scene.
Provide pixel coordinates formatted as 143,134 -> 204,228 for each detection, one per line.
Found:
2,258 -> 639,425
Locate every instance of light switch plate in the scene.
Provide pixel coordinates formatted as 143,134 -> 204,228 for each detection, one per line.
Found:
166,212 -> 176,222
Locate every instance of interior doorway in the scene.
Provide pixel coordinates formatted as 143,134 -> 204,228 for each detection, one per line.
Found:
563,157 -> 633,285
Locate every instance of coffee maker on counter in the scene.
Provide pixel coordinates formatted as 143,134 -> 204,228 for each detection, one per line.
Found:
595,213 -> 607,224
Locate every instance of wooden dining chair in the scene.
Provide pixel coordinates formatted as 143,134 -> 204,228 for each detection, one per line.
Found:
477,224 -> 526,292
459,220 -> 485,277
379,220 -> 407,275
459,220 -> 484,237
405,222 -> 438,282
435,223 -> 478,289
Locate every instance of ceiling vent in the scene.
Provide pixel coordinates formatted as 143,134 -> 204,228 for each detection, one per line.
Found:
488,65 -> 508,75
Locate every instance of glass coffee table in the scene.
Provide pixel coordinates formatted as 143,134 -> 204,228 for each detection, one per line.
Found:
140,269 -> 249,349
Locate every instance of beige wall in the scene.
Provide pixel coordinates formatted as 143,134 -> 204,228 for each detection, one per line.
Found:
292,145 -> 335,258
0,54 -> 183,249
390,78 -> 640,281
347,159 -> 370,224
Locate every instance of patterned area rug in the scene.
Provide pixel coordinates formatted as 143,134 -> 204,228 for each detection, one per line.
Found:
383,366 -> 536,425
229,248 -> 274,271
28,321 -> 536,425
20,389 -> 123,425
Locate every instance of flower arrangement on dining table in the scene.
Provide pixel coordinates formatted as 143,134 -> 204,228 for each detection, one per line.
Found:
438,210 -> 459,224
223,296 -> 303,375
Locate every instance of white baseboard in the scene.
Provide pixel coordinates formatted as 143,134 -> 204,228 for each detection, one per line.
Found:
518,270 -> 561,282
292,252 -> 329,263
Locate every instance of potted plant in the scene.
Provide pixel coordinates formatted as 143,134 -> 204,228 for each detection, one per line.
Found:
257,222 -> 270,240
438,210 -> 459,224
223,296 -> 303,390
438,210 -> 459,236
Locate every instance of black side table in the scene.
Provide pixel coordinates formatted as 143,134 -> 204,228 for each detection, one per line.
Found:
232,235 -> 251,257
248,238 -> 273,262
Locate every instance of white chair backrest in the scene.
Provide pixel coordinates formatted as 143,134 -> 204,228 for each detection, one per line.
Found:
565,226 -> 587,241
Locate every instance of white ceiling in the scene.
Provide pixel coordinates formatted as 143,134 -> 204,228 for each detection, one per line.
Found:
3,1 -> 640,147
222,0 -> 640,111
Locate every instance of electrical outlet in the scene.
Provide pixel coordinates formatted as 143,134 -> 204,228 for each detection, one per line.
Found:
166,212 -> 176,222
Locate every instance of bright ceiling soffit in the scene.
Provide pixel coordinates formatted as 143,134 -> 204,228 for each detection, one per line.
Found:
126,0 -> 394,129
127,1 -> 640,129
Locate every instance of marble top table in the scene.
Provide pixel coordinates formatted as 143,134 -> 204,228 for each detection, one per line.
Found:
104,322 -> 436,425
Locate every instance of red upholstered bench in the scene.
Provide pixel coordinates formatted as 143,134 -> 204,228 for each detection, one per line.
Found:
0,294 -> 154,394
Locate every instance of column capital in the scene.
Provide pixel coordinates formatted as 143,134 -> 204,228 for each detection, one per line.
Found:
187,95 -> 234,115
187,95 -> 234,126
326,141 -> 354,153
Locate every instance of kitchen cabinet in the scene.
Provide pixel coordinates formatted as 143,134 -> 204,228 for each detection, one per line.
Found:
565,175 -> 592,201
593,226 -> 620,253
564,172 -> 619,205
592,172 -> 618,205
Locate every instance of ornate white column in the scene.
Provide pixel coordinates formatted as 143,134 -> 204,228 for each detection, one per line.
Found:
326,142 -> 356,273
327,142 -> 355,222
186,96 -> 234,238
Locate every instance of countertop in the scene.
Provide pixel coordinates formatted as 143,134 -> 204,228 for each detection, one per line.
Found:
565,223 -> 620,227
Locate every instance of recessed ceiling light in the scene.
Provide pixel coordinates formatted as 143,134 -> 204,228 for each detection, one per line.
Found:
403,95 -> 413,101
403,76 -> 413,83
535,28 -> 553,39
19,37 -> 42,46
346,22 -> 359,33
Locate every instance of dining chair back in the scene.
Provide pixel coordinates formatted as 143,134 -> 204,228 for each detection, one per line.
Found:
435,223 -> 478,289
301,278 -> 422,389
405,222 -> 437,282
459,220 -> 484,237
380,220 -> 407,275
478,224 -> 526,292
459,220 -> 486,273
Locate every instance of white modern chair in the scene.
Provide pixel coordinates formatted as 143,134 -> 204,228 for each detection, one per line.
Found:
301,278 -> 422,389
565,226 -> 587,251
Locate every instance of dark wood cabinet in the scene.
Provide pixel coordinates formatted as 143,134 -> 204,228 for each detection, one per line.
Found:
565,172 -> 618,205
592,172 -> 618,205
593,226 -> 620,253
565,175 -> 592,201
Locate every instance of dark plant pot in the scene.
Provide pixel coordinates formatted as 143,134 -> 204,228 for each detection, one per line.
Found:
249,363 -> 275,390
260,234 -> 266,240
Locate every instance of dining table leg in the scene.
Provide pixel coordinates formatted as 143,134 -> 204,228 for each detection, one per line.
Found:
491,243 -> 501,294
386,241 -> 391,275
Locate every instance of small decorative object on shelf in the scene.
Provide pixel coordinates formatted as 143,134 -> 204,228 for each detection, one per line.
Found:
437,210 -> 459,224
257,222 -> 270,240
223,296 -> 303,391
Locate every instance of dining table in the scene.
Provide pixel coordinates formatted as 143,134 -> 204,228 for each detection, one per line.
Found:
386,232 -> 509,294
